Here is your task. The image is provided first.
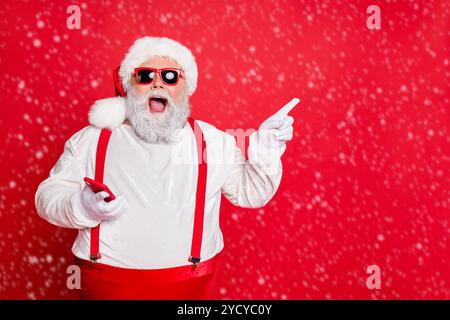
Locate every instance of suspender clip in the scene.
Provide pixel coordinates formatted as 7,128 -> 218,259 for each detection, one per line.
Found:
90,253 -> 101,263
189,256 -> 201,266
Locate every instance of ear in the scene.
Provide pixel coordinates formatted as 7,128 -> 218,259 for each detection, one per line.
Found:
88,97 -> 127,130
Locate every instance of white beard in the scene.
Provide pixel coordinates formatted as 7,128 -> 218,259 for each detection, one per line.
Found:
126,88 -> 190,144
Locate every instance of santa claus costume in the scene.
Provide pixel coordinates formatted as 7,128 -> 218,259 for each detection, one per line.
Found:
35,37 -> 293,299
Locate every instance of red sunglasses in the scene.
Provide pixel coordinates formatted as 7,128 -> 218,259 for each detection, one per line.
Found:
134,67 -> 183,86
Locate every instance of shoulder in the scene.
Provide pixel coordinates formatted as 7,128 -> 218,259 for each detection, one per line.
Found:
195,120 -> 239,154
65,125 -> 102,152
195,120 -> 236,145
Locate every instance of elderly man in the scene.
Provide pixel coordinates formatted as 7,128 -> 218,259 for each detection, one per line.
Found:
35,36 -> 297,299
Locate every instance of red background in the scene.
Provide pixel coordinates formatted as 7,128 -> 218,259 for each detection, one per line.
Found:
0,0 -> 448,299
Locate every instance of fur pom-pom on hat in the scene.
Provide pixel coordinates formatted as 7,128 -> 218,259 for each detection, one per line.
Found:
88,97 -> 127,130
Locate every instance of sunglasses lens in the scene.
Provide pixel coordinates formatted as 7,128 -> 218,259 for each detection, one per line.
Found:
161,70 -> 179,84
136,69 -> 154,84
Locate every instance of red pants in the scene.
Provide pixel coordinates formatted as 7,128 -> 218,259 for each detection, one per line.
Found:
73,253 -> 221,300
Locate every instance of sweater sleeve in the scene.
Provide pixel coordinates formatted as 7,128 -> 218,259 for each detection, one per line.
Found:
221,131 -> 285,208
34,126 -> 101,229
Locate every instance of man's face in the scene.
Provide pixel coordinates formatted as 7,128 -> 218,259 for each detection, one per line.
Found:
132,56 -> 187,110
126,56 -> 191,144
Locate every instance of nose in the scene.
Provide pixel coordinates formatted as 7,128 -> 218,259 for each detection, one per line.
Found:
151,72 -> 165,89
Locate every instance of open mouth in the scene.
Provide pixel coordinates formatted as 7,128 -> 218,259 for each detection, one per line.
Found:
148,96 -> 168,114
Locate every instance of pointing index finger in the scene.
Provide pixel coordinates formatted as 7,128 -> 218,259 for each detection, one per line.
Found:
272,98 -> 300,119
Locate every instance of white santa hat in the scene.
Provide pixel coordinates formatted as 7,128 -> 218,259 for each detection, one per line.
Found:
89,36 -> 198,130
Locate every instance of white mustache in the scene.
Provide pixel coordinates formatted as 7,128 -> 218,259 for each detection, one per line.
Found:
134,89 -> 174,108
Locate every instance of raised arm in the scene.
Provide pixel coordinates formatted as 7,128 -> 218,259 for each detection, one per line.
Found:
221,98 -> 299,208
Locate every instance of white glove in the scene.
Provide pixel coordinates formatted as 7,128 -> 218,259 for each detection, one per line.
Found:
255,98 -> 299,149
78,185 -> 128,221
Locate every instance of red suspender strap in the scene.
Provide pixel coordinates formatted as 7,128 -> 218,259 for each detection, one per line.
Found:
187,117 -> 208,266
89,129 -> 112,262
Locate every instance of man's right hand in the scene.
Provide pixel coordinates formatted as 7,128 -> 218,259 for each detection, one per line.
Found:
79,185 -> 128,221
